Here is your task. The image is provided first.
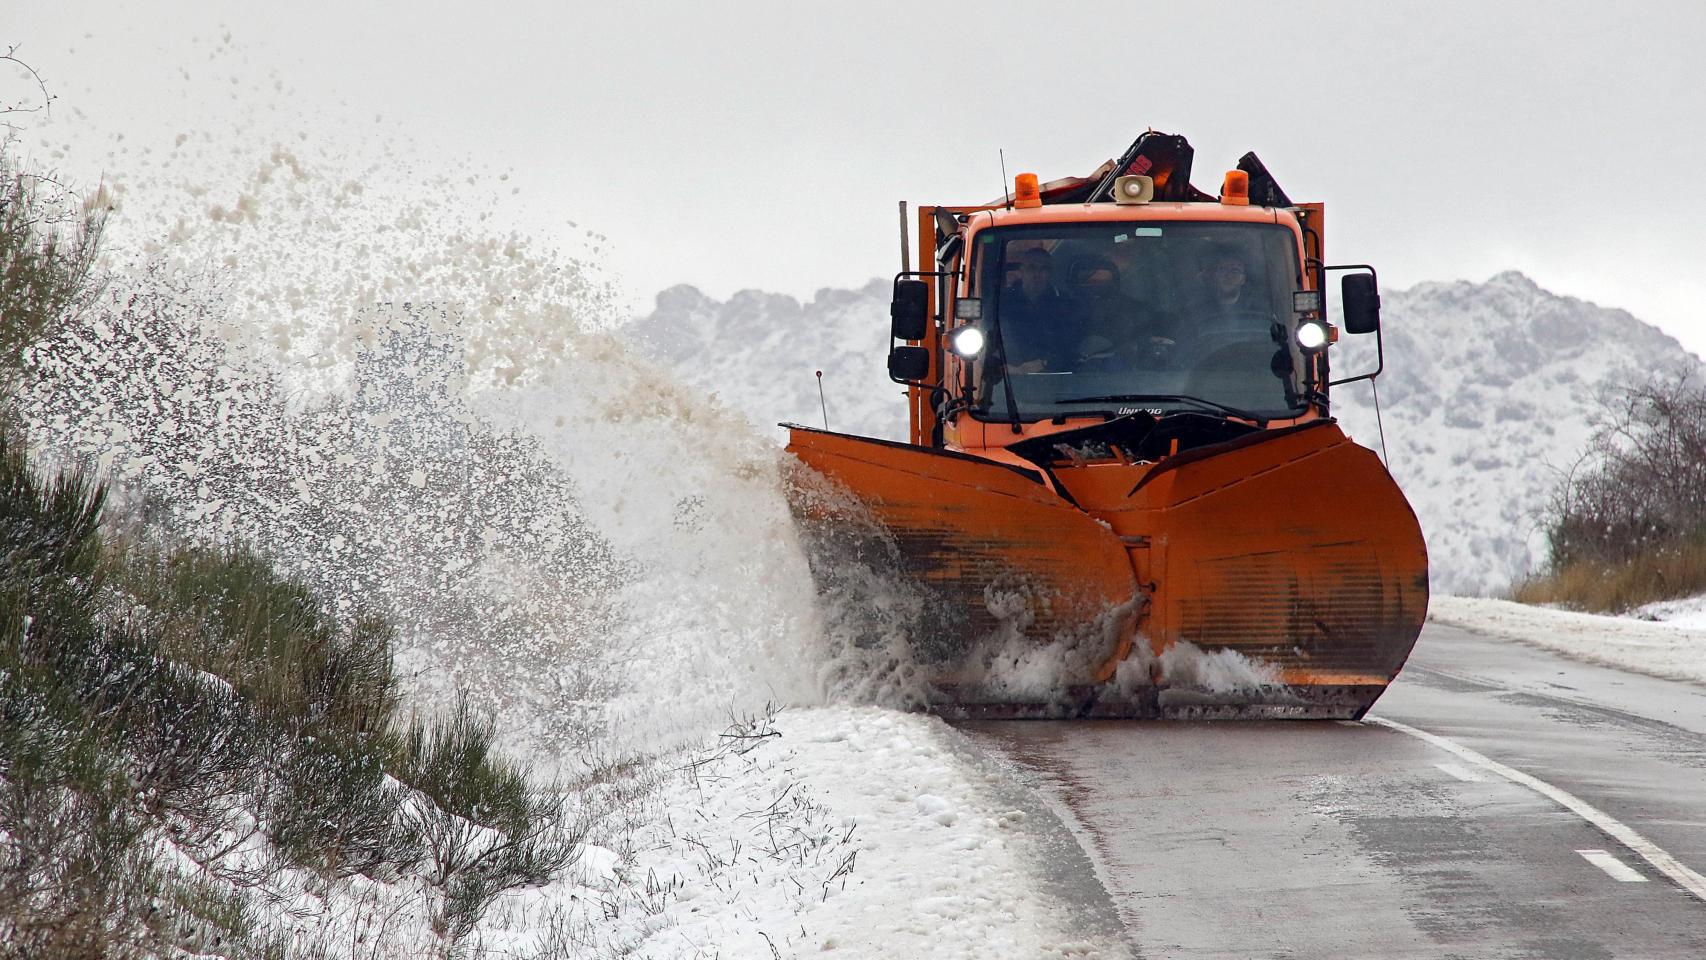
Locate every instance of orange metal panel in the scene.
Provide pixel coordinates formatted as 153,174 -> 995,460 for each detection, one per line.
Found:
1298,201 -> 1325,265
789,418 -> 1427,716
1122,423 -> 1427,681
908,205 -> 935,447
787,426 -> 1138,691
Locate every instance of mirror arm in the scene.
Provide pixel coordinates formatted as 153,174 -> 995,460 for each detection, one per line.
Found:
1328,323 -> 1384,387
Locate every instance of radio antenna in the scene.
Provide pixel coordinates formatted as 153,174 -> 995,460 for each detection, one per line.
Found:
999,148 -> 1012,210
815,370 -> 830,431
898,200 -> 910,272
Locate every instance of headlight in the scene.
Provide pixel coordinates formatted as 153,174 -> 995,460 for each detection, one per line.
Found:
1295,321 -> 1328,351
950,326 -> 986,358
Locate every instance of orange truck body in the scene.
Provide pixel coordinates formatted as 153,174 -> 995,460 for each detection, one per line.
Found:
785,133 -> 1427,718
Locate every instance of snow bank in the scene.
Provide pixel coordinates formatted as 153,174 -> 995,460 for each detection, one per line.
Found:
770,709 -> 1122,958
1630,592 -> 1706,631
473,707 -> 1127,958
1429,595 -> 1706,684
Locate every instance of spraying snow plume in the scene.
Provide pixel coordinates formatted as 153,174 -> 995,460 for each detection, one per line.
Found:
20,93 -> 954,758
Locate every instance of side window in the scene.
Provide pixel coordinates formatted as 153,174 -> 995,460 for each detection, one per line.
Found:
971,234 -> 998,297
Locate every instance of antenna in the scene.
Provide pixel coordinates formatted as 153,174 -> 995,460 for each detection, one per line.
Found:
999,148 -> 1012,210
898,201 -> 910,272
815,370 -> 830,430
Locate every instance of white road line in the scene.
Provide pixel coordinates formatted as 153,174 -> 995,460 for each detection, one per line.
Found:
1434,761 -> 1485,782
1577,849 -> 1649,882
1369,716 -> 1706,903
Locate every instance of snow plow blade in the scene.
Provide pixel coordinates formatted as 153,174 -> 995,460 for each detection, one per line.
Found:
785,419 -> 1428,720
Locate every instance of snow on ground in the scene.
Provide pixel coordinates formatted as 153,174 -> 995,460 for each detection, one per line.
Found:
766,709 -> 1122,958
1429,595 -> 1706,685
1630,592 -> 1706,631
148,705 -> 1125,957
474,707 -> 1127,959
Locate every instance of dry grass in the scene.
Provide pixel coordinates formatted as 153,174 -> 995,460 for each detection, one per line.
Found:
1510,537 -> 1706,614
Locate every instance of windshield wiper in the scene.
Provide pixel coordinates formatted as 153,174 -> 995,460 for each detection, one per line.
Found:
1054,393 -> 1273,423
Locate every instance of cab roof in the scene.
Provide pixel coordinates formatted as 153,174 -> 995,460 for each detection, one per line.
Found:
968,202 -> 1294,232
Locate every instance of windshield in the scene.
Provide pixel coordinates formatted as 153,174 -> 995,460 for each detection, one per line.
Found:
972,221 -> 1307,422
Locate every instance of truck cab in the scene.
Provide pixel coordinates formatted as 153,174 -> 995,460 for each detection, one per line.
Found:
888,135 -> 1382,472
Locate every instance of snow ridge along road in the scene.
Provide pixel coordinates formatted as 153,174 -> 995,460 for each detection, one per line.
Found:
1429,595 -> 1706,684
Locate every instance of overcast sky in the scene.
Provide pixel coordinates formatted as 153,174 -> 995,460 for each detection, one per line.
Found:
10,1 -> 1706,355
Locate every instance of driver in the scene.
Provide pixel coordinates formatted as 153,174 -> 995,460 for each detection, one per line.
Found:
1072,256 -> 1180,370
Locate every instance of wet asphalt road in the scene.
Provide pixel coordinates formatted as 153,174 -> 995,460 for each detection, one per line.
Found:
959,623 -> 1706,959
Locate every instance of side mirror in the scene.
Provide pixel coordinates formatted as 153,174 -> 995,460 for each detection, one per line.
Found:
888,346 -> 930,382
1340,273 -> 1381,335
890,279 -> 929,341
1324,264 -> 1385,388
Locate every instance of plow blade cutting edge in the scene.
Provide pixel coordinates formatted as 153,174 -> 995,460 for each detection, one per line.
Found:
786,420 -> 1428,719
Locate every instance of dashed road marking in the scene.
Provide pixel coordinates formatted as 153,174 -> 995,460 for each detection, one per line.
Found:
1370,716 -> 1706,902
1434,761 -> 1486,782
1578,849 -> 1649,882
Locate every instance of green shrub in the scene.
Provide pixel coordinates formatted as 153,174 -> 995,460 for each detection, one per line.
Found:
395,699 -> 582,940
0,139 -> 105,389
128,546 -> 399,741
0,427 -> 575,950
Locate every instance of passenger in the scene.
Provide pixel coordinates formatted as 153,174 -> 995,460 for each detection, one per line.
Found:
998,247 -> 1085,373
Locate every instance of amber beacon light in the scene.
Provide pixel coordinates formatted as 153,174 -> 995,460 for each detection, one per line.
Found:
1220,169 -> 1250,205
1013,172 -> 1042,208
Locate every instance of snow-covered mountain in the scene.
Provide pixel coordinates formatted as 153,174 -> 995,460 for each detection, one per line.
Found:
1330,272 -> 1700,594
632,279 -> 911,442
628,272 -> 1703,595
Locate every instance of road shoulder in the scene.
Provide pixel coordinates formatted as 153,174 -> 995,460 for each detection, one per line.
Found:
1429,595 -> 1706,685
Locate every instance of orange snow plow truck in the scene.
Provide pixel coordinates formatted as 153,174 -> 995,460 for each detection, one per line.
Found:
785,131 -> 1427,719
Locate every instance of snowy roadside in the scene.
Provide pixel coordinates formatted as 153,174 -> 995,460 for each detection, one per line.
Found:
1428,595 -> 1706,685
1629,593 -> 1706,631
471,707 -> 1128,959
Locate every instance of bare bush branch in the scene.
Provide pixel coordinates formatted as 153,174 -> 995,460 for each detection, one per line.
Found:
1,46 -> 54,130
1546,366 -> 1706,570
1522,364 -> 1706,610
